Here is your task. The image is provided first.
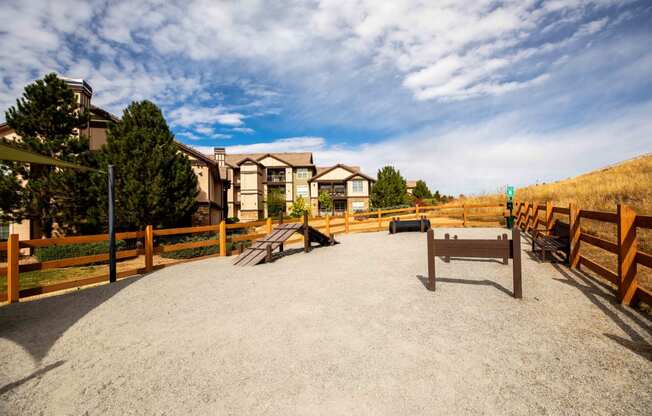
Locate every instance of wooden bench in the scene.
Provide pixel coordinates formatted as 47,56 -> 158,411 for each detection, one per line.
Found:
531,220 -> 570,264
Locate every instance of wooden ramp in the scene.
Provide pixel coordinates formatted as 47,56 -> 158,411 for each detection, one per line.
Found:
233,215 -> 337,266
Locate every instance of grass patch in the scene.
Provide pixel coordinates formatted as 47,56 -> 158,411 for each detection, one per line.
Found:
0,266 -> 101,293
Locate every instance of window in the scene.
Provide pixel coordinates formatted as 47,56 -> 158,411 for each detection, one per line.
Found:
0,221 -> 8,241
296,168 -> 310,179
352,201 -> 365,212
351,180 -> 364,193
296,185 -> 309,198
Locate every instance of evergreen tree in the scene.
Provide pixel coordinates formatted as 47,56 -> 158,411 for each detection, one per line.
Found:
370,166 -> 407,208
98,100 -> 198,230
412,180 -> 432,199
433,190 -> 441,201
318,190 -> 333,215
1,73 -> 94,237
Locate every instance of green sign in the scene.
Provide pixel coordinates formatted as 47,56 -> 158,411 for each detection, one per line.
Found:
506,186 -> 514,199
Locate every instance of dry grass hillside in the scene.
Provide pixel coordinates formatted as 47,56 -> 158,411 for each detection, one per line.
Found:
458,153 -> 652,293
459,153 -> 652,213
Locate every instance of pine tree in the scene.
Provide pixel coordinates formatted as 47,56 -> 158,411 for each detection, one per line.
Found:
1,73 -> 94,237
98,100 -> 198,230
370,166 -> 407,209
412,180 -> 432,199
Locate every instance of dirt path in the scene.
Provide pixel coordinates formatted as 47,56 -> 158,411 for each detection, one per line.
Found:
1,229 -> 650,415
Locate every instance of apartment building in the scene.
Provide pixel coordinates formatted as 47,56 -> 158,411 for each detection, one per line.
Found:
0,77 -> 227,241
406,180 -> 417,195
215,148 -> 375,221
309,164 -> 375,215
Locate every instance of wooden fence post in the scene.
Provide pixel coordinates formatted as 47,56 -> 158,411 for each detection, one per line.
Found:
545,201 -> 553,235
523,202 -> 530,231
7,233 -> 19,303
145,225 -> 154,272
266,217 -> 272,234
345,210 -> 350,233
377,209 -> 382,230
426,228 -> 435,291
530,201 -> 538,232
219,220 -> 226,257
415,205 -> 420,215
463,204 -> 467,227
569,203 -> 580,268
617,204 -> 638,305
325,215 -> 331,236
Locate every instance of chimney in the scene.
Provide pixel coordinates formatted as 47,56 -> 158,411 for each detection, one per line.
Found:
214,147 -> 225,167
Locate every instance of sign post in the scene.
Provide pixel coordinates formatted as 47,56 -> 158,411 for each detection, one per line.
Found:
506,185 -> 515,229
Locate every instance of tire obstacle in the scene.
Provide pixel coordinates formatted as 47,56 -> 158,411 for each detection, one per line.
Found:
233,213 -> 337,266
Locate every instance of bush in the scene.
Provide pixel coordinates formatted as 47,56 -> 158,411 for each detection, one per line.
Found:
289,196 -> 311,218
159,232 -> 219,259
35,240 -> 127,262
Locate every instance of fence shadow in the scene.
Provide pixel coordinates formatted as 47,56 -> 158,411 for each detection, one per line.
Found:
551,263 -> 652,361
268,244 -> 332,262
0,276 -> 140,365
416,275 -> 512,297
0,360 -> 65,396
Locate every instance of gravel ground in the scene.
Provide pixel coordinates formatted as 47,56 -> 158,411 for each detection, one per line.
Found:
1,228 -> 650,415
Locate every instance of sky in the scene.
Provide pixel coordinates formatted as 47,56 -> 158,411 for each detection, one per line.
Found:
1,0 -> 651,195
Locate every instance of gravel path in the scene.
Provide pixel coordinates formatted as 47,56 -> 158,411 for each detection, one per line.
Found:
1,228 -> 650,415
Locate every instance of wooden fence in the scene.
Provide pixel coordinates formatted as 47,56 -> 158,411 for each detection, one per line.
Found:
514,201 -> 652,307
0,203 -> 505,303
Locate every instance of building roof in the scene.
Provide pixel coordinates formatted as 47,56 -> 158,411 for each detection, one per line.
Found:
406,180 -> 418,188
90,105 -> 120,123
310,164 -> 375,182
175,141 -> 219,168
224,152 -> 314,167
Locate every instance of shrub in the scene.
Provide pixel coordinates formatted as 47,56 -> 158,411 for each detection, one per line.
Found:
289,196 -> 311,218
35,240 -> 126,262
159,232 -> 219,259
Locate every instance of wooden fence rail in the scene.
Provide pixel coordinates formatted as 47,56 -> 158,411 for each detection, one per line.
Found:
0,202 -> 516,304
514,200 -> 652,307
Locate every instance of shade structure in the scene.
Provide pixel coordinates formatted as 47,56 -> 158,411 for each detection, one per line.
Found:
0,142 -> 100,172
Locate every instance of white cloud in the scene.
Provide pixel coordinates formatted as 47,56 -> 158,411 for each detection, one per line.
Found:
232,127 -> 255,134
168,106 -> 245,128
192,100 -> 652,194
193,136 -> 326,155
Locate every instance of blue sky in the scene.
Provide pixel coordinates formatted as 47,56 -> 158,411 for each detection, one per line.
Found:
1,0 -> 651,194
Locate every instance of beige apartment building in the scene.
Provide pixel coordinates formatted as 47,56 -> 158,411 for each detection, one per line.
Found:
214,149 -> 375,221
0,77 -> 227,242
406,180 -> 417,195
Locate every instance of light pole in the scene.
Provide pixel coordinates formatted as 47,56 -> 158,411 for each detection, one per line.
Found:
108,164 -> 116,282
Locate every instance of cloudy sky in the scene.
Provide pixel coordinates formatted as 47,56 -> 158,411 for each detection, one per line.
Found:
1,0 -> 651,194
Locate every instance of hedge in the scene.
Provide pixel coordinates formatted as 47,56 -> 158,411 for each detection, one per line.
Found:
159,232 -> 219,260
35,240 -> 127,262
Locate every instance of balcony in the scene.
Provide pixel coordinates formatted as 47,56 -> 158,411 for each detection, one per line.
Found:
266,174 -> 286,183
319,187 -> 346,198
